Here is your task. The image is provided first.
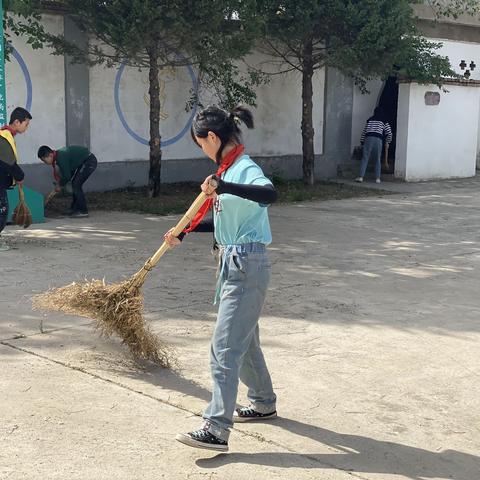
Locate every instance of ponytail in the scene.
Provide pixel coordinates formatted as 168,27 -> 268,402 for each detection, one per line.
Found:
229,105 -> 254,130
191,105 -> 254,163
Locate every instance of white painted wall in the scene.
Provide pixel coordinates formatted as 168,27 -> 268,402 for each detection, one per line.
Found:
7,14 -> 65,165
434,38 -> 480,81
478,95 -> 480,168
432,38 -> 480,164
395,82 -> 480,181
89,46 -> 201,163
351,79 -> 384,151
352,38 -> 480,163
90,50 -> 324,163
395,83 -> 411,180
240,52 -> 324,157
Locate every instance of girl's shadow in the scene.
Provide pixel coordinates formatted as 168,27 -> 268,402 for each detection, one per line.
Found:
197,417 -> 479,480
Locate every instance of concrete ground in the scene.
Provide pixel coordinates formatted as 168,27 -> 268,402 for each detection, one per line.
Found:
1,177 -> 479,480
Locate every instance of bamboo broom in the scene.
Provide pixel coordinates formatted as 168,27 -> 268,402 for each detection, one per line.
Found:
383,143 -> 389,171
44,189 -> 57,207
33,179 -> 218,367
12,184 -> 32,229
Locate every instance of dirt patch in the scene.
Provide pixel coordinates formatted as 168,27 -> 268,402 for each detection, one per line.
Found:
45,181 -> 388,217
1,232 -> 62,249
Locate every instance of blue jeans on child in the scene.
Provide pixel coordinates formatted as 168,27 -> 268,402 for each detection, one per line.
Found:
203,242 -> 276,441
359,136 -> 383,179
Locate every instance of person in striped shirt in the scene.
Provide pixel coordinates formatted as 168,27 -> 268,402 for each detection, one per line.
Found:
355,107 -> 392,184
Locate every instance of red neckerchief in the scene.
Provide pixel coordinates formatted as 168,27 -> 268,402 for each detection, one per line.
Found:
51,151 -> 61,182
1,125 -> 17,136
184,144 -> 244,233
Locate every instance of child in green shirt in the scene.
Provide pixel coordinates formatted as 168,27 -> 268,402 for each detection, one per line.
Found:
38,145 -> 97,218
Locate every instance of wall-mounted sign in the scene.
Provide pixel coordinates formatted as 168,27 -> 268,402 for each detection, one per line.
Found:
424,91 -> 441,106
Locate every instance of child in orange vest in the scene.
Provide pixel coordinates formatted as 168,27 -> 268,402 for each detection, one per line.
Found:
0,107 -> 32,251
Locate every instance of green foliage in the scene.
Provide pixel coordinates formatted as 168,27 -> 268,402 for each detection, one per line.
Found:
3,0 -> 46,58
196,63 -> 268,110
41,0 -> 263,106
35,1 -> 265,194
258,0 -> 458,85
253,0 -> 472,185
427,0 -> 480,19
393,36 -> 458,86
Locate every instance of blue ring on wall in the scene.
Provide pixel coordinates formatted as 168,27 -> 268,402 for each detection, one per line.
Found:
114,62 -> 198,146
11,47 -> 33,112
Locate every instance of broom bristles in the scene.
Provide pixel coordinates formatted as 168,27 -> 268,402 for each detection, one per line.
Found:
12,201 -> 32,229
33,277 -> 175,368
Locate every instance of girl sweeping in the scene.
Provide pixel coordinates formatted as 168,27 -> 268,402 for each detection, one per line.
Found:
165,105 -> 277,452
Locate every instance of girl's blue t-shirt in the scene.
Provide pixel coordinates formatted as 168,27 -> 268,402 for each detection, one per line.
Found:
214,154 -> 273,246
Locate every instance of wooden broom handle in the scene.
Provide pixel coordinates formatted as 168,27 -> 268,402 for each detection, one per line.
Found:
145,177 -> 218,269
17,183 -> 25,202
44,189 -> 57,206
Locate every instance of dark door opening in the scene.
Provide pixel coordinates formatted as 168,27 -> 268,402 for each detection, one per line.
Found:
377,76 -> 399,173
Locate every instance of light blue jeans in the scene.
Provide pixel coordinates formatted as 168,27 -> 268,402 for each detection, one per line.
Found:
203,243 -> 277,441
359,136 -> 383,179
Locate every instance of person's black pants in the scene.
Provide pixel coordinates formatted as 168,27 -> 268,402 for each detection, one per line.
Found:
71,154 -> 97,214
0,188 -> 8,234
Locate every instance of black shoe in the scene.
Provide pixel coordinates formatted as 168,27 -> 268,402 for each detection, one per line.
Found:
234,406 -> 277,423
176,426 -> 228,452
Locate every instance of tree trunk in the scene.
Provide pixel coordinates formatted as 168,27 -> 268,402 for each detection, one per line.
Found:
148,47 -> 162,197
301,38 -> 315,186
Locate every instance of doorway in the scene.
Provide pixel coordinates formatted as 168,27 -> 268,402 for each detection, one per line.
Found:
377,76 -> 399,173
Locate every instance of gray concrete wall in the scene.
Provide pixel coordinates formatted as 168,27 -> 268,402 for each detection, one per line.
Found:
64,16 -> 90,148
12,13 -> 355,189
20,155 -> 304,195
414,4 -> 480,28
319,67 -> 354,178
417,19 -> 480,43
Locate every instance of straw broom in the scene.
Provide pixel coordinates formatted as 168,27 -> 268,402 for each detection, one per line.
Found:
44,189 -> 57,207
12,184 -> 32,229
0,137 -> 31,228
33,179 -> 217,368
383,143 -> 389,171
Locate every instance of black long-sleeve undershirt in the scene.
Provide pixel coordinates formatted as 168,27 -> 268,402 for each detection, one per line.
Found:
178,217 -> 213,241
192,217 -> 214,232
178,181 -> 276,241
216,178 -> 277,204
0,159 -> 24,189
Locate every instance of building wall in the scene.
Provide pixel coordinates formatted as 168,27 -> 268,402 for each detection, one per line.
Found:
351,79 -> 384,152
7,10 -> 480,190
5,13 -> 328,192
394,83 -> 410,180
351,36 -> 480,175
395,82 -> 480,181
323,68 -> 354,177
89,51 -> 325,179
6,14 -> 65,167
433,38 -> 480,164
414,4 -> 480,28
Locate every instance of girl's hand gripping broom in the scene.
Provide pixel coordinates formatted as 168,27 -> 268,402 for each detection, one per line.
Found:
33,178 -> 218,367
